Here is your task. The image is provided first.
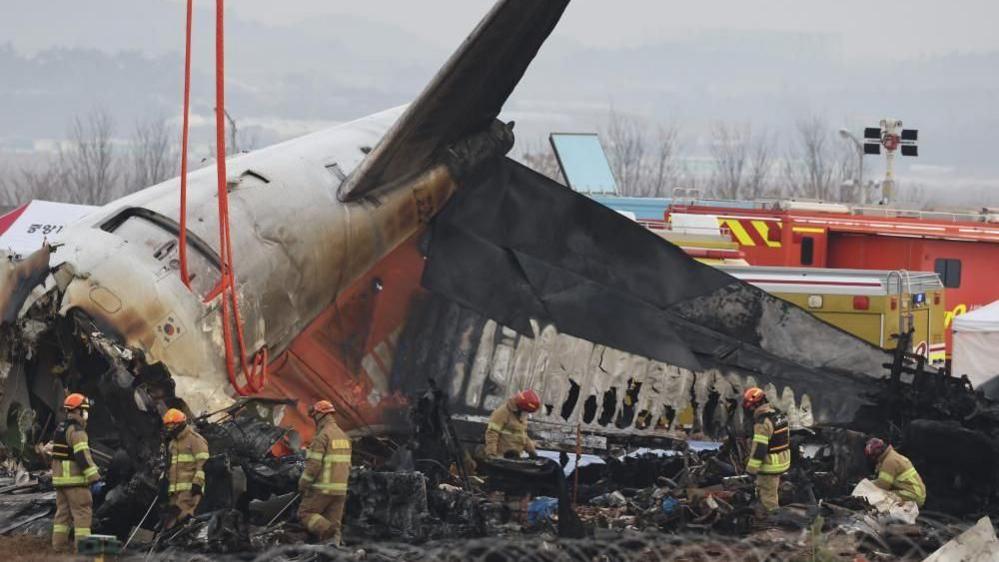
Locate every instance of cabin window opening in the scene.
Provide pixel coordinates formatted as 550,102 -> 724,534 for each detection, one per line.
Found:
800,236 -> 814,265
934,258 -> 962,288
100,207 -> 221,296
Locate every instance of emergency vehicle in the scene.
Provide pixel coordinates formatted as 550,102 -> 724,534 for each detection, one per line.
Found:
718,266 -> 946,362
666,200 -> 999,358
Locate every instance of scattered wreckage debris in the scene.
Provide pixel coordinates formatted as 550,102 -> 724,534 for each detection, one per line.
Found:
0,390 -> 996,562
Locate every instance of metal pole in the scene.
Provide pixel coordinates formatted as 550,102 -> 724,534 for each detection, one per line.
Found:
573,423 -> 581,506
266,492 -> 301,528
838,129 -> 865,204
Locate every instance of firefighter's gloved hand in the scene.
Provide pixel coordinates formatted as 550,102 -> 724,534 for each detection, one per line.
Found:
191,483 -> 203,497
90,481 -> 105,496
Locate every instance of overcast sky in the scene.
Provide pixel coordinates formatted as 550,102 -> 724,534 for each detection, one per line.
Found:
207,0 -> 999,61
4,0 -> 999,200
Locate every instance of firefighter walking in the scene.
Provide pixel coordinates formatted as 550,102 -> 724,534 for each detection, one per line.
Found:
483,389 -> 540,458
50,393 -> 101,552
162,408 -> 210,528
742,387 -> 791,513
298,400 -> 352,545
865,438 -> 926,507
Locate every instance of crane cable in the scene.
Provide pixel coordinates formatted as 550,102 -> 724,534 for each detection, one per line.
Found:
178,0 -> 267,395
177,0 -> 193,288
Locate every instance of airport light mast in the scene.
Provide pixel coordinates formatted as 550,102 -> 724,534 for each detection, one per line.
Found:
862,119 -> 919,205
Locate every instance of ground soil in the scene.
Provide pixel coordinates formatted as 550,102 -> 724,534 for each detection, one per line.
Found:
0,534 -> 85,561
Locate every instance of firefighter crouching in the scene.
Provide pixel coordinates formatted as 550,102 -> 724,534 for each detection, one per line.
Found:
162,408 -> 210,529
298,400 -> 352,546
865,438 -> 927,507
742,387 -> 791,513
50,393 -> 101,552
484,389 -> 541,459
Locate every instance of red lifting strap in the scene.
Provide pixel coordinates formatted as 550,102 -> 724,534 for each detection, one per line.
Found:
178,0 -> 267,395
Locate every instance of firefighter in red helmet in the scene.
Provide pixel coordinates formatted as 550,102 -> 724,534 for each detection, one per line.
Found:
49,393 -> 101,552
484,389 -> 540,458
742,387 -> 791,513
864,437 -> 926,507
298,400 -> 352,546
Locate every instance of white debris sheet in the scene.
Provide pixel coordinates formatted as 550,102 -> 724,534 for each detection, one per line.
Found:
851,478 -> 919,525
922,516 -> 999,562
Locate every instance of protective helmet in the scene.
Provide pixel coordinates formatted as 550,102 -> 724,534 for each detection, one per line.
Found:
742,387 -> 766,410
310,400 -> 336,416
514,389 -> 541,413
864,437 -> 887,460
63,393 -> 90,411
162,408 -> 187,426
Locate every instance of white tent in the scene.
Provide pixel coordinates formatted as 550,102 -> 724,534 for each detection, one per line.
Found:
952,300 -> 999,390
0,200 -> 95,256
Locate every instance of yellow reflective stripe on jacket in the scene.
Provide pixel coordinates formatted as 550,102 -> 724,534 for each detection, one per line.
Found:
83,466 -> 99,478
878,471 -> 895,485
169,482 -> 193,492
323,454 -> 351,464
173,453 -> 196,462
487,421 -> 524,436
752,434 -> 770,445
330,439 -> 351,449
747,458 -> 763,469
72,441 -> 89,453
75,527 -> 91,536
313,482 -> 348,492
54,459 -> 88,486
195,452 -> 210,460
52,524 -> 69,534
194,470 -> 205,482
897,467 -> 918,482
307,450 -> 324,461
759,450 -> 791,474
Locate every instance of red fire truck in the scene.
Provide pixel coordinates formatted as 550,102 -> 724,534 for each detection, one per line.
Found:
666,201 -> 999,358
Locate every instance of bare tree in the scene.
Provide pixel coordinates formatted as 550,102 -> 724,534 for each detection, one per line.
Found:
519,138 -> 563,183
603,110 -> 681,197
5,164 -> 68,203
58,109 -> 120,204
709,122 -> 749,199
604,109 -> 647,195
124,116 -> 177,193
745,129 -> 776,199
781,116 -> 848,201
644,124 -> 681,197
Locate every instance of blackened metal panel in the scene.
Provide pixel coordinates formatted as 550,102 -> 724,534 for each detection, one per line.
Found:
417,157 -> 893,430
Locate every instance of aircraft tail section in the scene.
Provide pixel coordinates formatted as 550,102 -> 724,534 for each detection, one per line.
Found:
339,0 -> 570,200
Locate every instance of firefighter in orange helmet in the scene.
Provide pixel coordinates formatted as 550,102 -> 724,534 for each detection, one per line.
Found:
742,387 -> 791,513
298,400 -> 352,546
162,408 -> 210,529
49,393 -> 101,552
484,389 -> 541,459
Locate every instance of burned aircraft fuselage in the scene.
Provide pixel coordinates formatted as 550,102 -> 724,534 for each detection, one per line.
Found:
0,108 -> 470,447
